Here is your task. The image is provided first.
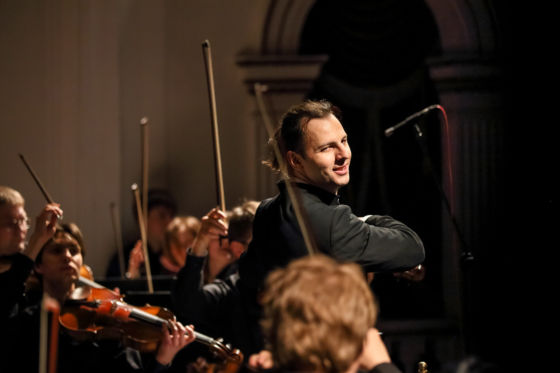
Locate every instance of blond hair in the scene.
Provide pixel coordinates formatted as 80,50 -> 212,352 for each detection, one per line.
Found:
0,186 -> 25,207
260,254 -> 377,373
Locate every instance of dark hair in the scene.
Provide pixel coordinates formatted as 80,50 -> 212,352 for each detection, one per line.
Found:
132,188 -> 177,219
35,222 -> 85,264
227,200 -> 259,243
263,100 -> 341,173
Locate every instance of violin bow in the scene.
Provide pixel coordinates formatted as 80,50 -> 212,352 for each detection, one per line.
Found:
253,83 -> 317,255
19,153 -> 63,220
19,154 -> 55,204
39,294 -> 60,373
131,183 -> 154,293
202,40 -> 226,211
140,117 -> 149,233
109,202 -> 126,278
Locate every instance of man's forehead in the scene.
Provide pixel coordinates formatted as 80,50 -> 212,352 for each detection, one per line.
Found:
0,204 -> 26,219
304,115 -> 346,143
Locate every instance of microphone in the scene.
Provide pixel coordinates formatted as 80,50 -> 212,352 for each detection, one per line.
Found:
384,104 -> 443,137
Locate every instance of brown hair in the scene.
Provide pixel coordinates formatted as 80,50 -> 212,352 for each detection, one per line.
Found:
35,222 -> 85,264
260,254 -> 376,373
227,200 -> 259,244
263,100 -> 341,173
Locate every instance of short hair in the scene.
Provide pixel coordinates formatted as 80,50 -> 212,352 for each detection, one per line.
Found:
0,186 -> 25,207
35,222 -> 85,264
260,254 -> 377,373
263,100 -> 341,173
132,188 -> 177,219
227,200 -> 259,243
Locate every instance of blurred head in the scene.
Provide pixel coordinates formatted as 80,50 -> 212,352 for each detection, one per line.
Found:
0,186 -> 28,256
34,223 -> 84,293
134,189 -> 177,253
225,200 -> 259,259
164,215 -> 201,267
265,100 -> 351,194
260,254 -> 377,373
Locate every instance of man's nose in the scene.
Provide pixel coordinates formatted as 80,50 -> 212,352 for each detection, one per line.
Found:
337,144 -> 351,159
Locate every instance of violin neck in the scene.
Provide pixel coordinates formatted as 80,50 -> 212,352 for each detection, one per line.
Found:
75,276 -> 226,352
128,307 -> 167,328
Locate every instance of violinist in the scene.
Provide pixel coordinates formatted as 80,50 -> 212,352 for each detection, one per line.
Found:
172,200 -> 258,359
0,185 -> 62,319
1,221 -> 195,373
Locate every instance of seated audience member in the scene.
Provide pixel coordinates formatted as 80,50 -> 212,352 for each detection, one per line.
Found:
106,188 -> 177,278
1,221 -> 194,373
250,254 -> 401,373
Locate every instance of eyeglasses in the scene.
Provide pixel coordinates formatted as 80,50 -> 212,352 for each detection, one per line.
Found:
0,217 -> 30,231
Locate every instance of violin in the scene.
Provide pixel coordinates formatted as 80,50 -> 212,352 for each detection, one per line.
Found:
60,277 -> 243,372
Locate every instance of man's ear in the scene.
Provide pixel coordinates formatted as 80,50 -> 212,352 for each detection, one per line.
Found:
286,150 -> 303,172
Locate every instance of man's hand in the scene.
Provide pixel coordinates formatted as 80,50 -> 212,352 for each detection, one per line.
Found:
191,207 -> 228,257
156,321 -> 196,366
248,350 -> 274,371
24,203 -> 63,260
126,240 -> 144,279
393,264 -> 426,282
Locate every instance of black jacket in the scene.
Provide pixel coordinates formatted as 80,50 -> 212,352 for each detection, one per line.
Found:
237,181 -> 425,354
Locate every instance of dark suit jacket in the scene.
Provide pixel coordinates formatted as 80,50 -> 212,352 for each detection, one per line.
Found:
237,181 -> 425,354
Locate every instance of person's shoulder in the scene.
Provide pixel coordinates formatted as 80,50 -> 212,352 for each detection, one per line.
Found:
0,253 -> 34,275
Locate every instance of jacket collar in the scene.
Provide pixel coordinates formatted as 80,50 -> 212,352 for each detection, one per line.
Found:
277,180 -> 340,206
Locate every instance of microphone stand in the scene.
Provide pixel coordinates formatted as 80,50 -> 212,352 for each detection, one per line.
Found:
411,123 -> 475,355
412,124 -> 473,263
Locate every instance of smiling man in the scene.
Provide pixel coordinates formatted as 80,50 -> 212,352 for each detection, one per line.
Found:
237,100 -> 425,354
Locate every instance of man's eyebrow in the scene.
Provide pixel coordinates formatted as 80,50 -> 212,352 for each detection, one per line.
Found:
315,135 -> 348,149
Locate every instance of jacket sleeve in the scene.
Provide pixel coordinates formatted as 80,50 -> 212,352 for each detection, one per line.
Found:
0,253 -> 35,319
171,254 -> 207,323
171,254 -> 237,337
327,205 -> 425,272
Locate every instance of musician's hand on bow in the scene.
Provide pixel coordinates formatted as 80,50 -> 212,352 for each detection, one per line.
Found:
248,350 -> 274,371
393,264 -> 425,282
191,207 -> 228,257
25,203 -> 63,260
126,240 -> 144,279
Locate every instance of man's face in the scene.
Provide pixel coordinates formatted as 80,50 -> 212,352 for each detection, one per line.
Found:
289,114 -> 351,194
0,204 -> 29,256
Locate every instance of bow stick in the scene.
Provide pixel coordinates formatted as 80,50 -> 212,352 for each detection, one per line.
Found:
18,154 -> 62,219
140,117 -> 149,233
132,183 -> 154,293
202,40 -> 226,211
110,202 -> 126,278
253,83 -> 317,255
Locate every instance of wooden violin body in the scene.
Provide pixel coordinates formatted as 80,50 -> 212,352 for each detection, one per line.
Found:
60,277 -> 243,371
